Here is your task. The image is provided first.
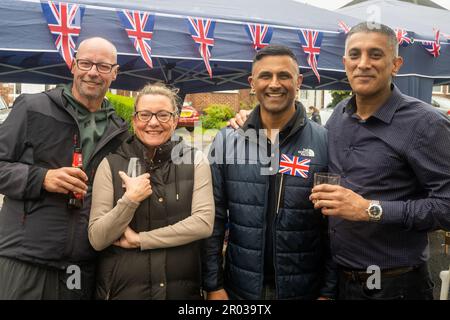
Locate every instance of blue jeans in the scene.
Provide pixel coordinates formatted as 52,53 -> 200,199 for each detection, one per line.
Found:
337,263 -> 434,300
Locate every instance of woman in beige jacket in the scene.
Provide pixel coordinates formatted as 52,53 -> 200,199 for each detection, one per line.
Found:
88,83 -> 214,300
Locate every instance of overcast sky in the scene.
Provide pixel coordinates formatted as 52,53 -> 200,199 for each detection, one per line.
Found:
295,0 -> 450,10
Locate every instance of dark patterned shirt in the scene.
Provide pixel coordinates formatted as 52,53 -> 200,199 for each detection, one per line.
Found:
326,85 -> 450,269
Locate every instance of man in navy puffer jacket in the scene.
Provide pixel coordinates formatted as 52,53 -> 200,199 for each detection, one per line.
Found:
202,45 -> 336,300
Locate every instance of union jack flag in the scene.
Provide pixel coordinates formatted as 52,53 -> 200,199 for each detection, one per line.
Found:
278,154 -> 310,178
187,17 -> 216,78
41,1 -> 85,68
298,29 -> 323,83
421,29 -> 441,58
338,20 -> 351,34
245,24 -> 273,51
395,28 -> 414,47
117,10 -> 155,68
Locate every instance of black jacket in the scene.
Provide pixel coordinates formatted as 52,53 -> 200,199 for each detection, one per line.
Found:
202,103 -> 336,299
95,137 -> 202,300
0,87 -> 129,269
311,112 -> 322,125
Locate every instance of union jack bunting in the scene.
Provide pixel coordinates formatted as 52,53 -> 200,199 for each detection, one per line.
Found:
41,1 -> 85,68
421,29 -> 441,58
298,29 -> 323,83
245,24 -> 273,51
187,17 -> 216,78
338,20 -> 351,34
117,10 -> 155,68
278,154 -> 310,179
395,28 -> 414,47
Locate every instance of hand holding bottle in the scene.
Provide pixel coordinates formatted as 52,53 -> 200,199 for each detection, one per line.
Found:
43,167 -> 88,195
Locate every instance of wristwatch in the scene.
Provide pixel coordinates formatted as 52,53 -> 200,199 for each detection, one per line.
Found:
366,200 -> 383,222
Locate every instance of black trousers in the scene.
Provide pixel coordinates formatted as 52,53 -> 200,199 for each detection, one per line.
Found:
0,256 -> 95,300
337,263 -> 434,300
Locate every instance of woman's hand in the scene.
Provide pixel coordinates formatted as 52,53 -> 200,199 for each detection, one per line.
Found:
113,227 -> 141,249
119,171 -> 152,203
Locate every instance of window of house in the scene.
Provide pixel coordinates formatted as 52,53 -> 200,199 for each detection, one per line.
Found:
433,86 -> 444,93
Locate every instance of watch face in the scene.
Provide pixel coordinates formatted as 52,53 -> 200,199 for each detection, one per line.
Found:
369,205 -> 382,218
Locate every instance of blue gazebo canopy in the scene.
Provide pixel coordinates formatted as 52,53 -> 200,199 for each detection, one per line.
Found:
0,0 -> 448,101
0,0 -> 361,93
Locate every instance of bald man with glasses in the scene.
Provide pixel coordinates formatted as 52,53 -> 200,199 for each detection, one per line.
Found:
0,37 -> 130,299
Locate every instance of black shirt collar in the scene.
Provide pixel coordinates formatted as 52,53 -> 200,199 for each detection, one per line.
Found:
344,84 -> 403,124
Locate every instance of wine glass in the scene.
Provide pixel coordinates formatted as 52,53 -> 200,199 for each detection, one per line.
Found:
122,157 -> 144,188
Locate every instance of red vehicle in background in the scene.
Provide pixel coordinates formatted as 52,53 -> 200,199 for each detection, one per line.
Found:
177,103 -> 200,132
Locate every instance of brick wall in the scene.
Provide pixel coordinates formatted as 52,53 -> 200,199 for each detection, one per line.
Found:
115,89 -> 138,98
185,89 -> 257,112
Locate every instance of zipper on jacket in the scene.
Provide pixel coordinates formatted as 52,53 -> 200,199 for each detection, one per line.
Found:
259,176 -> 271,298
85,125 -> 128,168
276,174 -> 284,215
65,206 -> 79,258
272,173 -> 284,299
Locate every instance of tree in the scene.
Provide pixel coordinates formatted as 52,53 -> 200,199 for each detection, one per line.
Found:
327,90 -> 351,108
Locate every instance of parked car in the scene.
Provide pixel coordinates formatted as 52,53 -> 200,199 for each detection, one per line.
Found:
0,96 -> 11,124
177,104 -> 200,132
432,96 -> 450,117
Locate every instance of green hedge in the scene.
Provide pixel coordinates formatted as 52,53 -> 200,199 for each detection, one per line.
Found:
106,92 -> 135,131
200,104 -> 235,129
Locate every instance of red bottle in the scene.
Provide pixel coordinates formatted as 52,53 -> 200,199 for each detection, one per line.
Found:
68,144 -> 84,209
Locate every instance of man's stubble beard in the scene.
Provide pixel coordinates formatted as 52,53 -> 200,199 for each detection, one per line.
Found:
78,81 -> 106,101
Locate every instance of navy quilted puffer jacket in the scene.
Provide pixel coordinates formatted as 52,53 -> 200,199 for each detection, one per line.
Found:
202,104 -> 337,299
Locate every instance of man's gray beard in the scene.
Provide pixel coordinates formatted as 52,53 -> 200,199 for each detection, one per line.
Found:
79,86 -> 105,101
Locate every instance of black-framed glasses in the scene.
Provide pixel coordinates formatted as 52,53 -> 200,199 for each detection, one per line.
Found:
75,59 -> 118,74
134,110 -> 177,123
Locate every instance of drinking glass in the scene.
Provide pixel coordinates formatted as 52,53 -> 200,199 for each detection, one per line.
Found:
313,172 -> 341,186
127,157 -> 144,178
122,157 -> 144,188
